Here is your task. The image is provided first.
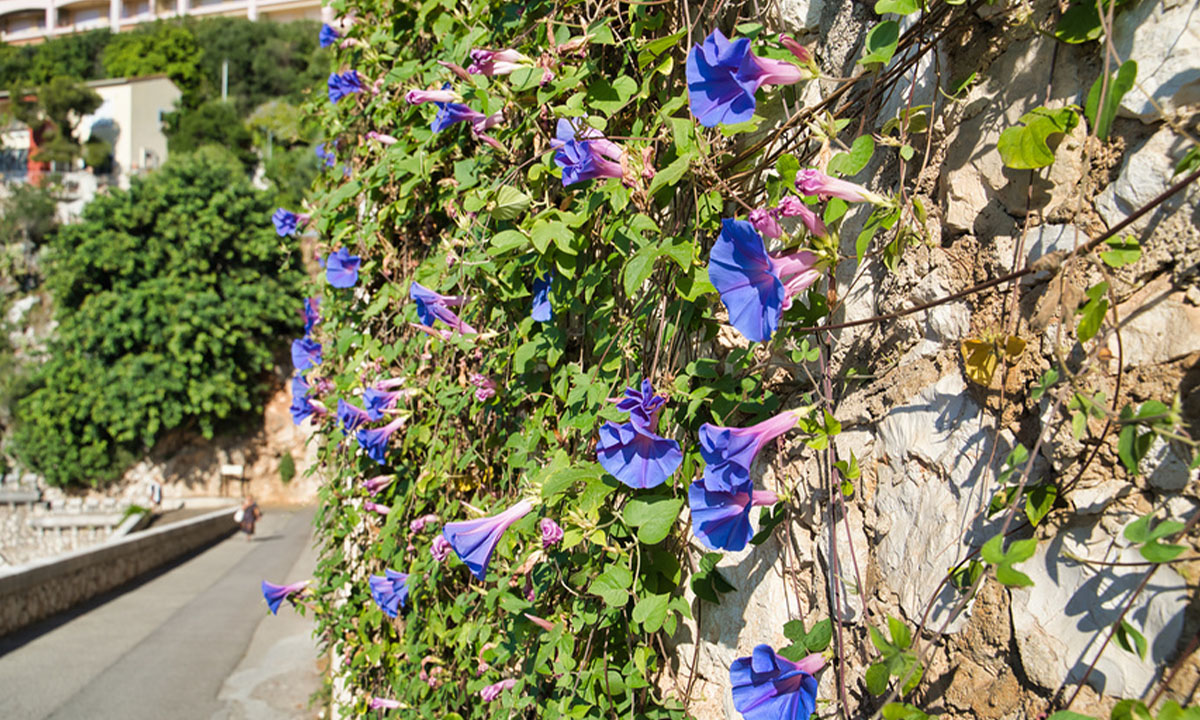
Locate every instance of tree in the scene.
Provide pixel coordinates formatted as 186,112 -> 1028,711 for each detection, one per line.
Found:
10,148 -> 304,486
25,30 -> 111,84
164,99 -> 258,174
7,77 -> 102,165
102,22 -> 204,106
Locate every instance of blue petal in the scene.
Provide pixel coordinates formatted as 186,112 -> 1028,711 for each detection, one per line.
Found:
290,338 -> 322,372
687,30 -> 758,127
595,421 -> 682,489
688,481 -> 754,552
708,219 -> 783,342
730,645 -> 818,720
698,423 -> 759,492
531,273 -> 553,322
326,248 -> 361,288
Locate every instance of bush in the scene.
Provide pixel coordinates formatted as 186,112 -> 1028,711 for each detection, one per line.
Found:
278,451 -> 296,484
10,148 -> 303,486
164,100 -> 258,174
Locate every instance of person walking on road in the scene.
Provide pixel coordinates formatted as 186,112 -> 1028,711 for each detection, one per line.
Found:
238,495 -> 262,541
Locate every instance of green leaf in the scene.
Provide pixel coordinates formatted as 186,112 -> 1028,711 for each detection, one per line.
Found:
531,220 -> 570,255
1174,146 -> 1200,177
888,616 -> 912,648
590,563 -> 633,606
491,185 -> 531,220
637,30 -> 685,70
623,495 -> 683,544
997,107 -> 1080,169
647,151 -> 695,196
995,564 -> 1034,588
1114,619 -> 1147,659
1024,484 -> 1057,526
1076,282 -> 1109,342
875,0 -> 920,14
587,75 -> 637,116
1085,60 -> 1136,140
783,619 -> 806,643
1140,540 -> 1186,563
509,66 -> 543,91
865,662 -> 891,694
882,703 -> 932,720
489,229 -> 529,254
805,618 -> 833,652
1100,235 -> 1141,268
1055,3 -> 1104,44
859,21 -> 900,66
1111,699 -> 1153,720
632,593 -> 670,632
1047,712 -> 1097,720
623,245 -> 659,297
827,135 -> 876,177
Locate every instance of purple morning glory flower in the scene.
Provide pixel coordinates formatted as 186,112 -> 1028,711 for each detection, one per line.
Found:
363,500 -> 390,515
302,297 -> 320,335
370,697 -> 401,710
432,101 -> 484,132
777,196 -> 829,239
687,29 -> 806,127
357,416 -> 406,465
688,481 -> 779,551
338,399 -> 372,433
730,645 -> 823,720
708,219 -> 822,343
328,70 -> 363,103
406,87 -> 463,104
410,281 -> 477,335
325,247 -> 361,288
319,23 -> 339,48
261,580 -> 307,615
539,518 -> 564,549
315,143 -> 336,168
468,48 -> 531,76
291,337 -> 322,372
441,499 -> 533,581
749,207 -> 782,239
595,379 -> 682,489
550,118 -> 625,187
363,387 -> 406,421
795,168 -> 884,204
290,375 -> 323,425
368,569 -> 409,618
699,409 -> 800,493
531,272 -> 553,322
431,535 -> 451,562
362,474 -> 394,495
272,208 -> 308,237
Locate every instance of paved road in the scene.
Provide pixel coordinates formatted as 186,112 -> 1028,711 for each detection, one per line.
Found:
0,506 -> 323,720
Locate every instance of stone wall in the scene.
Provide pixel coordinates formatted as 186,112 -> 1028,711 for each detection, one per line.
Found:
668,0 -> 1200,718
0,505 -> 238,637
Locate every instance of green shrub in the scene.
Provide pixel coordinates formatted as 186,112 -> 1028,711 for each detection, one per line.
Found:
278,451 -> 296,485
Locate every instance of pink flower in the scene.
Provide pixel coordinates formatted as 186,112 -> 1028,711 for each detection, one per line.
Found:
431,535 -> 451,562
410,513 -> 439,532
748,207 -> 782,239
363,501 -> 390,515
362,475 -> 394,495
406,88 -> 462,104
366,131 -> 398,145
777,196 -> 829,238
795,169 -> 884,204
369,697 -> 400,710
779,33 -> 812,64
479,678 -> 518,702
469,373 -> 497,402
468,48 -> 531,76
539,518 -> 564,549
524,612 -> 556,631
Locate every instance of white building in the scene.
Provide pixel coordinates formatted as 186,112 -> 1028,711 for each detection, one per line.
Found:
0,0 -> 320,44
78,74 -> 180,188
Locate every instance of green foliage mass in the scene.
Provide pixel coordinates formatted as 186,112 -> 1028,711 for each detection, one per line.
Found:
102,22 -> 207,105
6,76 -> 102,165
0,30 -> 111,86
11,149 -> 304,487
164,99 -> 259,174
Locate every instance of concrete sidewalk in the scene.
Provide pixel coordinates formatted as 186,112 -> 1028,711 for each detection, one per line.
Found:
0,506 -> 323,720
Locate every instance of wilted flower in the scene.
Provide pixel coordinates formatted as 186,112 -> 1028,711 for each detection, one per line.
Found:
480,678 -> 517,702
410,514 -> 438,532
261,580 -> 307,615
431,535 -> 451,562
410,281 -> 477,336
708,219 -> 823,343
272,208 -> 309,237
699,409 -> 801,492
469,373 -> 497,402
325,247 -> 361,289
687,29 -> 806,127
363,500 -> 390,515
539,518 -> 564,549
291,337 -> 322,372
406,87 -> 463,104
327,70 -> 364,103
688,482 -> 779,552
368,569 -> 409,618
290,375 -> 327,425
749,207 -> 783,239
730,645 -> 823,720
795,168 -> 885,204
442,499 -> 533,580
777,196 -> 828,239
365,130 -> 398,145
362,474 -> 394,495
550,118 -> 624,187
531,272 -> 553,322
357,416 -> 407,465
595,380 -> 682,489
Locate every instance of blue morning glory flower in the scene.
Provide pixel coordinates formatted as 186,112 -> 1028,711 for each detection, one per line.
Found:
363,388 -> 406,421
368,569 -> 409,618
410,281 -> 476,335
328,70 -> 363,103
337,399 -> 372,434
699,409 -> 799,493
730,645 -> 823,720
688,481 -> 779,552
272,208 -> 307,237
290,375 -> 317,425
356,416 -> 406,464
432,101 -> 484,133
442,499 -> 533,581
550,119 -> 624,187
291,337 -> 322,372
302,297 -> 320,335
531,272 -> 553,322
613,379 -> 667,435
261,580 -> 307,615
319,23 -> 340,49
325,247 -> 361,288
687,30 -> 806,128
595,379 -> 682,489
315,143 -> 336,168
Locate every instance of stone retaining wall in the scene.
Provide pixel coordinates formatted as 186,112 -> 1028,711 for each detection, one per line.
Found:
0,505 -> 238,637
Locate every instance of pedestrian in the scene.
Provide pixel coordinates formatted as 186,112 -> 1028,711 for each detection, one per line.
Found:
148,480 -> 162,510
238,495 -> 262,541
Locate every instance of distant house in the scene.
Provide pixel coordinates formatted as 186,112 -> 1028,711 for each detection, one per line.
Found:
0,75 -> 180,215
0,0 -> 320,44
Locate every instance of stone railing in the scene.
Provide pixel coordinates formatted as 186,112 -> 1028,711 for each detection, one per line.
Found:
0,504 -> 237,637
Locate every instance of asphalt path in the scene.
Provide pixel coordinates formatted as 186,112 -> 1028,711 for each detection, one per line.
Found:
0,506 -> 321,720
